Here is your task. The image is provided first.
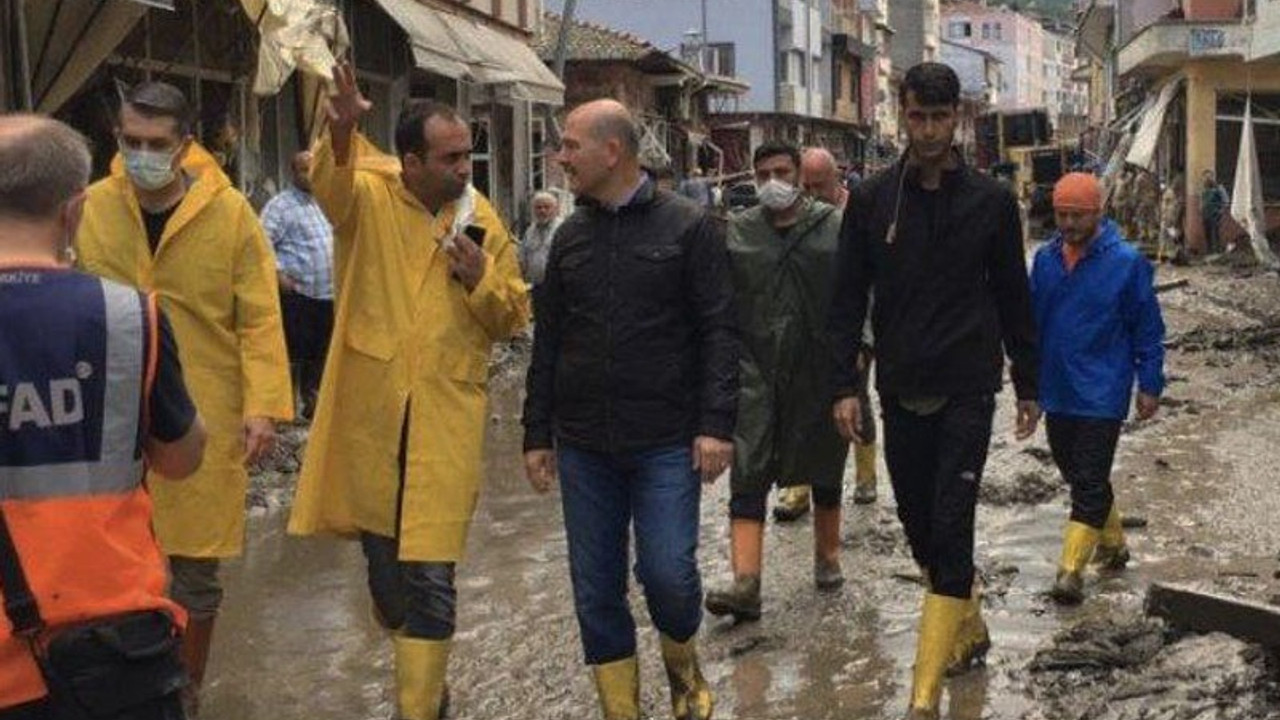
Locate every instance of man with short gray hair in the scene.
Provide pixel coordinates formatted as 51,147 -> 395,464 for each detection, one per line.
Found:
519,190 -> 560,289
0,113 -> 206,718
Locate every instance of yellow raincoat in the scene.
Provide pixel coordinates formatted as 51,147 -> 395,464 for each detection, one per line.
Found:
75,144 -> 294,558
287,131 -> 529,561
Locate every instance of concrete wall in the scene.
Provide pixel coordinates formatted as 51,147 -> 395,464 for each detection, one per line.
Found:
1117,0 -> 1177,45
940,42 -> 991,101
1256,0 -> 1280,60
890,0 -> 926,71
544,0 -> 775,112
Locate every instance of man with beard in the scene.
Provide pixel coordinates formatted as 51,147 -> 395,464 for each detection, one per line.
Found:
288,63 -> 529,720
1030,172 -> 1164,606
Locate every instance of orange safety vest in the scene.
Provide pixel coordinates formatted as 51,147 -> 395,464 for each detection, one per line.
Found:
0,268 -> 185,709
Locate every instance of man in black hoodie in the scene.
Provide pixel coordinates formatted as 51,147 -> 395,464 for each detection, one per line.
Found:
828,63 -> 1040,720
522,99 -> 737,720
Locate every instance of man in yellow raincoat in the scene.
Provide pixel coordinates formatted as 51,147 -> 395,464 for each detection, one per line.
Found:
288,64 -> 529,720
74,82 -> 294,713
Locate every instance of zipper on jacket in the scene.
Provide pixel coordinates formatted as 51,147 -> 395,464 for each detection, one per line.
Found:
605,211 -> 617,452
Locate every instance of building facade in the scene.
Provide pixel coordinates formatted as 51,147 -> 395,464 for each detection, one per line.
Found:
544,0 -> 877,168
1107,0 -> 1280,252
3,0 -> 563,227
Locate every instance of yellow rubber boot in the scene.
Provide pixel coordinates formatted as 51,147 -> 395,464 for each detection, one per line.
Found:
1050,522 -> 1101,606
853,443 -> 878,504
592,656 -> 640,720
946,582 -> 990,676
908,593 -> 969,718
395,637 -> 450,720
659,634 -> 714,720
1092,505 -> 1130,571
773,485 -> 811,522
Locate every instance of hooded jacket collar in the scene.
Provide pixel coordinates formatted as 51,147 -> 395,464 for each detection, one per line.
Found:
1048,217 -> 1122,264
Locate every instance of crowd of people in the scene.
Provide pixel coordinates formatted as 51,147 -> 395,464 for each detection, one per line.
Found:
0,59 -> 1167,720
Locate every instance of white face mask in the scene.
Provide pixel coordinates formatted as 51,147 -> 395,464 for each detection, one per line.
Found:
122,147 -> 179,191
756,178 -> 801,211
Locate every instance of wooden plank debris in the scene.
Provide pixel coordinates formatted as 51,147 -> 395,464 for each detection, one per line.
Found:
1145,582 -> 1280,648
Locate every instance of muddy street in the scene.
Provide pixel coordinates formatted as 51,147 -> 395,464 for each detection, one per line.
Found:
201,263 -> 1280,720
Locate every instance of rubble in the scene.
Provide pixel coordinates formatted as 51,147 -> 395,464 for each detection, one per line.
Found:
1024,612 -> 1280,720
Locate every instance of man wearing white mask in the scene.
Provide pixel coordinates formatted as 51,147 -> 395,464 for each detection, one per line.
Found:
704,141 -> 849,623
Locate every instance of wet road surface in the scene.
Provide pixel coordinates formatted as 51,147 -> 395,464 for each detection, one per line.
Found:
205,264 -> 1280,719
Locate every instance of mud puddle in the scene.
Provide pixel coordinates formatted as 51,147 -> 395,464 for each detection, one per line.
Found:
199,264 -> 1280,719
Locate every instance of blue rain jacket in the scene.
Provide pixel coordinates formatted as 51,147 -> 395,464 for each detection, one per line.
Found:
1030,219 -> 1165,420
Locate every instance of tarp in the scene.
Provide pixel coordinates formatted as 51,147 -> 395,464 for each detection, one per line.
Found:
375,0 -> 564,106
1229,98 -> 1280,269
1126,78 -> 1182,171
246,0 -> 349,96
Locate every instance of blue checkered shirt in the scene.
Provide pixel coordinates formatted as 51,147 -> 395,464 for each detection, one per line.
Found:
261,188 -> 334,300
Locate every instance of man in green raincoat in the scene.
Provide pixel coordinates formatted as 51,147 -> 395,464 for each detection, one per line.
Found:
705,141 -> 849,622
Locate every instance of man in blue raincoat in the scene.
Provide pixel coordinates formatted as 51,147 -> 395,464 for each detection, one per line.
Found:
1030,172 -> 1165,605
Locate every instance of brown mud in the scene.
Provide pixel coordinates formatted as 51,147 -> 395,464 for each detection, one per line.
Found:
202,263 -> 1280,719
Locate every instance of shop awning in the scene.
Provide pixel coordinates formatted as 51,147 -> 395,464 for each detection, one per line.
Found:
1126,77 -> 1183,170
27,0 -> 150,113
374,0 -> 564,106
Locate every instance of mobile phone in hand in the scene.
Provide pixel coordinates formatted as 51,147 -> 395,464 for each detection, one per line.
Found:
463,224 -> 486,247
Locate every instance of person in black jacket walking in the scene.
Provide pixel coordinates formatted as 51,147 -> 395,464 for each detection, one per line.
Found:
828,63 -> 1041,720
522,99 -> 737,720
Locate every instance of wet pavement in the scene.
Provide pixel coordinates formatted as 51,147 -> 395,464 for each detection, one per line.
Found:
205,263 -> 1280,719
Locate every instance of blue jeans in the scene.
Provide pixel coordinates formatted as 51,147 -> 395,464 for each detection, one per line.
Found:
558,443 -> 703,665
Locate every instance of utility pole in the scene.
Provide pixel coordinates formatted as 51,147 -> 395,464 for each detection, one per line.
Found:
552,0 -> 577,82
701,0 -> 709,72
543,0 -> 578,147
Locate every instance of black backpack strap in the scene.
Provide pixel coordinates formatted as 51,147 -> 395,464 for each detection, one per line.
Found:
0,506 -> 44,637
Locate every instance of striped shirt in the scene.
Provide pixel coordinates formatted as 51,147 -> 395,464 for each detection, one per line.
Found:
261,188 -> 334,300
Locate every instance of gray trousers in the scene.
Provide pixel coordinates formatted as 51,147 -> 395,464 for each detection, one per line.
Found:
168,556 -> 222,621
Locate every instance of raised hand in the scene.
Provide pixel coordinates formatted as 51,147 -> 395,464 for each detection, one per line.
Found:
326,62 -> 372,130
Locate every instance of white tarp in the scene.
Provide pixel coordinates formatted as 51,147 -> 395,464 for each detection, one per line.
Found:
1230,98 -> 1279,269
375,0 -> 564,106
249,0 -> 350,96
1126,78 -> 1182,171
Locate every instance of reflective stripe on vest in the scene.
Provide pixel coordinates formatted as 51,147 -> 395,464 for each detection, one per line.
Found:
0,278 -> 145,499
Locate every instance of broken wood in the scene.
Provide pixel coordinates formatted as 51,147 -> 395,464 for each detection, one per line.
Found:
1145,582 -> 1280,648
1155,278 -> 1190,294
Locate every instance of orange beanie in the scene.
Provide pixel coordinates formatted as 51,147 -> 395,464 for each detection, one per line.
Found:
1053,172 -> 1102,211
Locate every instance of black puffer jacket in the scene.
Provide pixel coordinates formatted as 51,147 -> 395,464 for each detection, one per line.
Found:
522,179 -> 738,453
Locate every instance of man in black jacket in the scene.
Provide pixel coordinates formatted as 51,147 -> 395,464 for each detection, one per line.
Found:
522,99 -> 736,720
828,63 -> 1040,720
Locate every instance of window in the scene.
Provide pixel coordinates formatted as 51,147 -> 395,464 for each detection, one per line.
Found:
708,43 -> 737,77
1216,93 -> 1280,201
471,117 -> 492,199
994,23 -> 1003,40
948,21 -> 971,39
529,116 -> 549,191
982,23 -> 991,40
